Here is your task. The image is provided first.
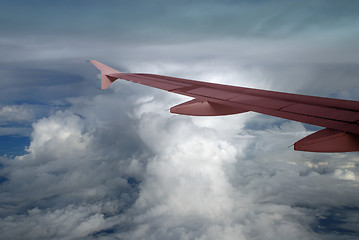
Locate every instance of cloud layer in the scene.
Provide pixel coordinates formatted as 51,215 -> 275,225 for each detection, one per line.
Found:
1,0 -> 359,239
1,89 -> 358,239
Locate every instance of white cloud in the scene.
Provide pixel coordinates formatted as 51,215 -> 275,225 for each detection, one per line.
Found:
22,111 -> 91,161
334,169 -> 356,181
0,105 -> 35,124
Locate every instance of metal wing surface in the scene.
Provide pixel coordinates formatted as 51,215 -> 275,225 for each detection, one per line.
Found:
91,60 -> 359,153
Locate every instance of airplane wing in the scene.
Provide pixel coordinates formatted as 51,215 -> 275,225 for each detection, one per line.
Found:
90,60 -> 359,153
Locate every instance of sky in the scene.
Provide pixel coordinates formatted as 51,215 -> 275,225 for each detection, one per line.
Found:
0,0 -> 359,239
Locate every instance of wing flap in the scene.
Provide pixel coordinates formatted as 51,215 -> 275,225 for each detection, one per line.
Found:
294,128 -> 359,152
230,94 -> 293,110
187,87 -> 239,100
281,104 -> 359,123
230,95 -> 359,123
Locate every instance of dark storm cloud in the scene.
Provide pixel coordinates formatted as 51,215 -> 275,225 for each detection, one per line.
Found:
0,0 -> 359,239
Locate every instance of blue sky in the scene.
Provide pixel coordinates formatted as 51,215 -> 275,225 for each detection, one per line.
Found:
0,0 -> 359,239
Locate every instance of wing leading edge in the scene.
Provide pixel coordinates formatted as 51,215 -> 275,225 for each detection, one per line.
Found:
90,60 -> 359,153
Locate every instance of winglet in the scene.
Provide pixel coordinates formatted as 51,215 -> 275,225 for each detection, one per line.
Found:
90,60 -> 122,89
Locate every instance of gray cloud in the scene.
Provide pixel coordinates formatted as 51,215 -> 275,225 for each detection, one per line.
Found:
0,202 -> 123,240
0,127 -> 31,136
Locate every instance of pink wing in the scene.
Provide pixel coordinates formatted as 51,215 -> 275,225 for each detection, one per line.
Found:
91,60 -> 359,153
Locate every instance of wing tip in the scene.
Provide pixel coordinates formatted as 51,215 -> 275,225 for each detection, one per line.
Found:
90,60 -> 122,89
